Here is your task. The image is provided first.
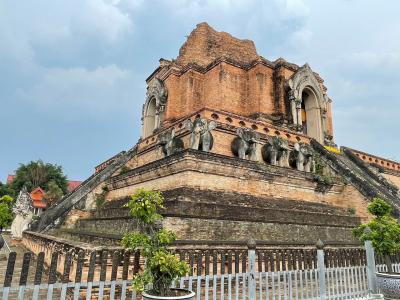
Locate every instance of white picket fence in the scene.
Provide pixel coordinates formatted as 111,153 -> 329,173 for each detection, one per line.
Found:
0,240 -> 388,300
376,263 -> 400,273
176,266 -> 369,300
0,268 -> 369,300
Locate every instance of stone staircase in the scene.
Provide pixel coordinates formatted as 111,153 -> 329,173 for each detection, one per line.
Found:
311,140 -> 400,215
32,147 -> 138,232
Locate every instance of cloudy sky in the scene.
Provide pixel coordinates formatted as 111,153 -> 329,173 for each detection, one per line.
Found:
1,0 -> 399,182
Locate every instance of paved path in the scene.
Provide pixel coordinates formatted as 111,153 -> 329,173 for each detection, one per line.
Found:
0,234 -> 62,299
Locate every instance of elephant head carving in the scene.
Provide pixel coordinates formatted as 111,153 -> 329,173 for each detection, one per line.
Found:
231,128 -> 260,160
262,136 -> 290,167
185,118 -> 217,152
290,142 -> 314,172
158,128 -> 184,156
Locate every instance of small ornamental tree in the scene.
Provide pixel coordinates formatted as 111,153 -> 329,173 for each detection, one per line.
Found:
122,189 -> 189,296
42,180 -> 64,206
0,195 -> 14,232
353,198 -> 400,273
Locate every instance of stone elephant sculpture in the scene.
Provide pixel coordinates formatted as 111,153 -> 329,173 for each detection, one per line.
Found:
185,118 -> 217,152
262,136 -> 290,167
158,128 -> 184,156
231,128 -> 260,160
290,142 -> 314,172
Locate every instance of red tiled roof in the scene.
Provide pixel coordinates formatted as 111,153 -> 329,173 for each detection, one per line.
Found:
5,174 -> 81,192
68,181 -> 81,192
32,200 -> 47,208
6,175 -> 15,184
30,187 -> 47,209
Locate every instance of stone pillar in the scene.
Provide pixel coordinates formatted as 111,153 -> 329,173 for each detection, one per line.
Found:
365,238 -> 378,294
316,239 -> 327,300
290,96 -> 298,125
296,99 -> 302,130
247,239 -> 256,300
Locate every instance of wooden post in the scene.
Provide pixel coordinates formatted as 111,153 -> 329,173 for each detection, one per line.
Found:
316,239 -> 327,300
247,239 -> 256,300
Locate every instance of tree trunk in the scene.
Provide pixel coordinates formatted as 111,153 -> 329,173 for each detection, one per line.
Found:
385,254 -> 393,274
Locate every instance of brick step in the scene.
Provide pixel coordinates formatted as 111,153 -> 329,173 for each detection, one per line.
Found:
101,188 -> 349,214
94,188 -> 351,221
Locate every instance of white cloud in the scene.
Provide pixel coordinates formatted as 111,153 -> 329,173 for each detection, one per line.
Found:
17,65 -> 136,116
71,0 -> 133,43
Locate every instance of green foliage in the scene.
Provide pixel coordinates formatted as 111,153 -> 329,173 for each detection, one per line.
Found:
120,166 -> 130,174
353,198 -> 400,272
0,202 -> 13,231
347,207 -> 356,215
0,195 -> 14,206
122,189 -> 189,296
0,183 -> 16,198
313,174 -> 333,186
43,180 -> 64,206
125,189 -> 164,224
11,160 -> 68,194
313,155 -> 333,186
95,195 -> 106,209
367,198 -> 392,217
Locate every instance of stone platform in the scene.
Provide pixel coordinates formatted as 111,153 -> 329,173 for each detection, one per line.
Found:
51,187 -> 361,247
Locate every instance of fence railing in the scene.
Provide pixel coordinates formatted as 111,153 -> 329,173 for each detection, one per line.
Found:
0,240 -> 391,300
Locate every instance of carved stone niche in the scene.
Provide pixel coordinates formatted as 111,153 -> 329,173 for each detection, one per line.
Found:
261,136 -> 290,168
185,118 -> 217,152
231,128 -> 260,161
286,64 -> 329,144
157,128 -> 184,156
289,142 -> 314,172
142,78 -> 168,138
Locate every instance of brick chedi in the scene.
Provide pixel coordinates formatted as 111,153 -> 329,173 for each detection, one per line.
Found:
144,22 -> 334,146
31,23 -> 400,250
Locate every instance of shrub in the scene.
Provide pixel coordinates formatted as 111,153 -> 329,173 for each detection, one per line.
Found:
122,189 -> 189,296
353,197 -> 400,273
347,207 -> 356,215
95,195 -> 105,209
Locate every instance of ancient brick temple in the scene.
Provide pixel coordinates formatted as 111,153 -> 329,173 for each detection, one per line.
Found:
30,23 -> 400,249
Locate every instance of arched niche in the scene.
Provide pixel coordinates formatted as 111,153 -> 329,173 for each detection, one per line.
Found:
141,78 -> 168,138
143,97 -> 157,138
287,64 -> 327,144
301,88 -> 323,143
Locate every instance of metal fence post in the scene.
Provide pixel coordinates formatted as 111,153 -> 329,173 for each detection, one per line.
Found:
247,239 -> 256,300
365,238 -> 378,294
316,239 -> 327,300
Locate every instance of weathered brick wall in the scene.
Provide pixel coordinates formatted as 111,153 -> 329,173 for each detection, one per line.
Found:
157,22 -> 333,132
383,173 -> 400,188
163,217 -> 358,245
107,150 -> 370,220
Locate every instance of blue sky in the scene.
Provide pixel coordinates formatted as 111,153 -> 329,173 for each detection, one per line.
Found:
1,0 -> 399,182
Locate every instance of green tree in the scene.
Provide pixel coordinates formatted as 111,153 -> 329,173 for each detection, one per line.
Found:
353,198 -> 400,273
122,189 -> 189,296
0,183 -> 16,198
11,160 -> 68,194
0,195 -> 14,232
42,180 -> 64,206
